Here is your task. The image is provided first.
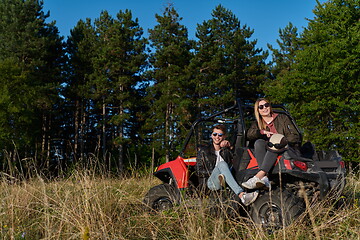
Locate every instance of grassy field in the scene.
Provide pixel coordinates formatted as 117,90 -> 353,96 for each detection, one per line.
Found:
0,170 -> 359,240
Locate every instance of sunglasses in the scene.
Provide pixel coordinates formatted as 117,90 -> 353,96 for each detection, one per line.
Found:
267,142 -> 287,149
212,132 -> 224,137
258,102 -> 270,110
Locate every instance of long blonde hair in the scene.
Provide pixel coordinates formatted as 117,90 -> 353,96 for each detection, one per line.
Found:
254,98 -> 274,130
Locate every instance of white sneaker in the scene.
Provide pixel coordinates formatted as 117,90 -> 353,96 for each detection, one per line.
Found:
241,176 -> 265,189
262,176 -> 271,190
240,191 -> 259,206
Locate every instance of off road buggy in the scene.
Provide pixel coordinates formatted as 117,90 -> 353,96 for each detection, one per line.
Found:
144,99 -> 346,228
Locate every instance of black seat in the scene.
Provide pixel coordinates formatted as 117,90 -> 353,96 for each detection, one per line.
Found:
284,147 -> 313,162
300,141 -> 318,160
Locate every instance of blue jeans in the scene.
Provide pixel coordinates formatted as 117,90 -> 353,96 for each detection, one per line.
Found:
207,161 -> 243,195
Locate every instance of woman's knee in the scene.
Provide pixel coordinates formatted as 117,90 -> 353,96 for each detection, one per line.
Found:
254,139 -> 266,149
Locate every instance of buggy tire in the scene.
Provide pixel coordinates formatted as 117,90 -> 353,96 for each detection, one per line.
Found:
250,188 -> 304,229
143,183 -> 180,211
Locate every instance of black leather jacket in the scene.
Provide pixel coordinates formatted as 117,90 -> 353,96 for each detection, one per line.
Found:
195,144 -> 233,179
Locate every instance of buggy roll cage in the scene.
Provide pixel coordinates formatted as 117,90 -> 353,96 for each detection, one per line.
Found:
179,98 -> 302,156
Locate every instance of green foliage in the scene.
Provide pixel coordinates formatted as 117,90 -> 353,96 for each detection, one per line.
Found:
92,10 -> 148,170
266,0 -> 360,162
64,9 -> 149,171
91,9 -> 148,124
0,0 -> 64,160
66,18 -> 97,98
0,59 -> 36,148
64,18 -> 98,160
1,0 -> 358,174
267,22 -> 301,78
191,4 -> 268,113
145,4 -> 194,161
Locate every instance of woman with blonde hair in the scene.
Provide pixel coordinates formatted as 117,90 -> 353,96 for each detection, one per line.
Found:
242,98 -> 301,189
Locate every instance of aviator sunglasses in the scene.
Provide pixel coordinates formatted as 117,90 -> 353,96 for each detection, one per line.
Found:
258,102 -> 270,110
212,132 -> 224,137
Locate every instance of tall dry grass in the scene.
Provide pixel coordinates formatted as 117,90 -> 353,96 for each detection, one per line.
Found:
0,170 -> 359,239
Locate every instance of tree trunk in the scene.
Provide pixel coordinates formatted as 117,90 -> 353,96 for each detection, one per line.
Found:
80,100 -> 86,161
74,99 -> 79,160
102,98 -> 106,161
118,144 -> 123,173
151,147 -> 155,175
165,102 -> 173,162
118,85 -> 124,173
47,116 -> 51,160
41,113 -> 49,168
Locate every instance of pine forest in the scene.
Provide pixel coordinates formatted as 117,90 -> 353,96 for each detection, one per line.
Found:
0,0 -> 359,179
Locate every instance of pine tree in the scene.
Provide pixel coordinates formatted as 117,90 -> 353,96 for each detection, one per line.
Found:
66,18 -> 97,161
0,59 -> 33,149
146,4 -> 194,162
266,0 -> 360,162
267,22 -> 301,79
191,5 -> 268,114
0,0 -> 64,171
89,10 -> 148,171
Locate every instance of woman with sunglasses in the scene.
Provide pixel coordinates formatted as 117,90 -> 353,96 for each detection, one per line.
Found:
196,124 -> 259,206
242,98 -> 301,190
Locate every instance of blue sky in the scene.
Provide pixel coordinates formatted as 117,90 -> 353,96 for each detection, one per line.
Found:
43,0 -> 326,51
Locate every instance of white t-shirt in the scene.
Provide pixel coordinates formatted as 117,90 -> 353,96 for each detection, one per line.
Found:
215,150 -> 224,166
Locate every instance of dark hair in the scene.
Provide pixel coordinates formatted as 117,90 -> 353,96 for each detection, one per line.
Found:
213,124 -> 227,135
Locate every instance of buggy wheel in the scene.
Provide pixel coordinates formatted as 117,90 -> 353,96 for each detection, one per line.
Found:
250,188 -> 304,229
206,189 -> 242,218
143,183 -> 180,211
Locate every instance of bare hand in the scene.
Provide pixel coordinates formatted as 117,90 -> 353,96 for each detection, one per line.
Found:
220,140 -> 231,148
264,131 -> 274,138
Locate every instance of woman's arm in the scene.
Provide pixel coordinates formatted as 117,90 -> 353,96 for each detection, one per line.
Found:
246,121 -> 263,140
276,114 -> 301,145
